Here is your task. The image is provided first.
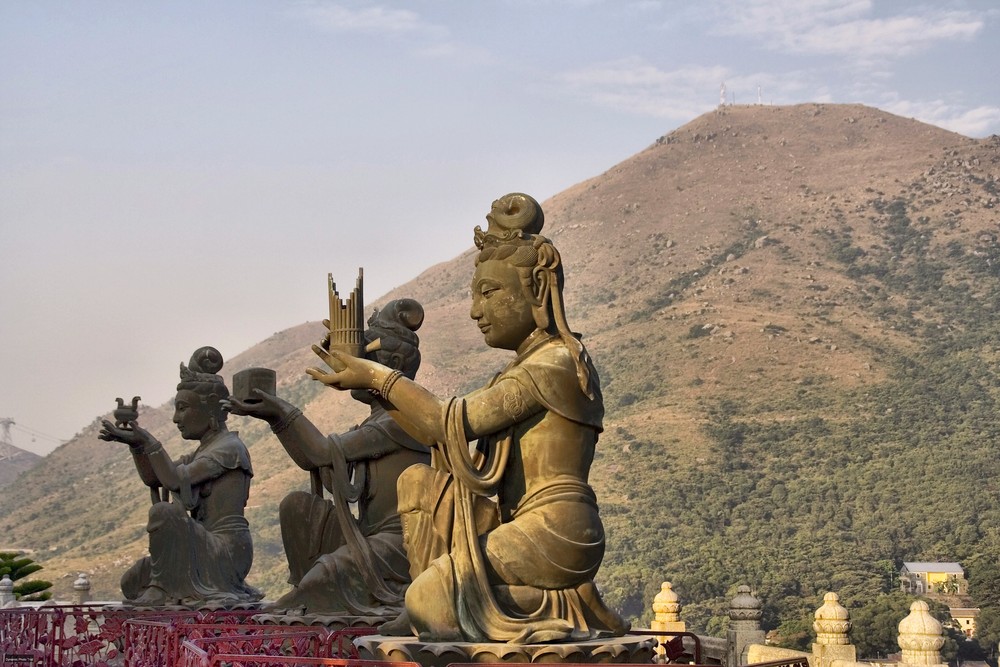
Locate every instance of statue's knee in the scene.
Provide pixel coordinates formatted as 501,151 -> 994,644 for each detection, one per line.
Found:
406,557 -> 460,641
147,501 -> 185,528
120,556 -> 149,600
397,464 -> 435,512
279,490 -> 313,520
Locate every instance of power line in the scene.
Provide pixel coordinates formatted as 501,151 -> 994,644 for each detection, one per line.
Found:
12,423 -> 65,444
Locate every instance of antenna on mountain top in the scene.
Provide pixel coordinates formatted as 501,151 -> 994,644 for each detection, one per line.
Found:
757,85 -> 762,105
720,82 -> 726,107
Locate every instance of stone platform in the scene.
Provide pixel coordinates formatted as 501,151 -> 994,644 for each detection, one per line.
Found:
253,610 -> 386,628
355,634 -> 656,666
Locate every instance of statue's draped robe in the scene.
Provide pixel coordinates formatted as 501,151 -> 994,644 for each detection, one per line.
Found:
122,430 -> 262,605
277,407 -> 430,616
398,335 -> 628,643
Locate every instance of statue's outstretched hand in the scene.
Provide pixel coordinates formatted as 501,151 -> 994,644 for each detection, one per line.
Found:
222,390 -> 288,423
308,345 -> 380,391
99,419 -> 156,450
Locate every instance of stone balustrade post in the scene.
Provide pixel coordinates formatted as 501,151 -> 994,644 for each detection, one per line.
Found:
73,572 -> 91,605
897,600 -> 947,667
812,592 -> 856,667
727,585 -> 766,667
0,573 -> 17,608
652,581 -> 686,661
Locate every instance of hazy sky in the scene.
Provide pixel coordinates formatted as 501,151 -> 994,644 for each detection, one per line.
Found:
2,0 -> 998,455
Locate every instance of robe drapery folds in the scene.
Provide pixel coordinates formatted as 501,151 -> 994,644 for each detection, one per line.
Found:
316,419 -> 413,613
402,336 -> 628,644
277,409 -> 429,616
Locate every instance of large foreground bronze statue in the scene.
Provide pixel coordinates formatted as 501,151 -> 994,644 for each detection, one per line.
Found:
225,301 -> 431,618
100,347 -> 262,607
309,193 -> 627,643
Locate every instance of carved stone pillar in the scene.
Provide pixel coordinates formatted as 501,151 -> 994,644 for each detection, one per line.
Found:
652,582 -> 686,661
897,600 -> 947,667
812,591 -> 856,666
73,572 -> 91,605
727,585 -> 765,667
0,574 -> 17,608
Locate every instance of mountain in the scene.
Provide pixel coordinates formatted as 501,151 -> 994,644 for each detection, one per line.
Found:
0,444 -> 42,488
2,104 -> 998,637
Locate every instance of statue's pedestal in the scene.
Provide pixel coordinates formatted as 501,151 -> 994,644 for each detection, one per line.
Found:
355,634 -> 655,667
253,611 -> 386,628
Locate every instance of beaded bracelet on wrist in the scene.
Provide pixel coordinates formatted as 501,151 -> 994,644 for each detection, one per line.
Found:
373,370 -> 403,399
271,407 -> 303,435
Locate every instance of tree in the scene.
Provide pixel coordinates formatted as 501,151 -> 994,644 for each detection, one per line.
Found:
973,607 -> 1000,664
851,593 -> 914,659
0,551 -> 53,602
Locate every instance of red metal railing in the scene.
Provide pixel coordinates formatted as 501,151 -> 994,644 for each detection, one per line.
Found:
176,629 -> 328,667
0,604 -> 132,666
179,654 -> 419,667
122,609 -> 263,666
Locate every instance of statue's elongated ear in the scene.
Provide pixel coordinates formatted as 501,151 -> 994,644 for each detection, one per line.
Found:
531,266 -> 551,330
388,352 -> 405,371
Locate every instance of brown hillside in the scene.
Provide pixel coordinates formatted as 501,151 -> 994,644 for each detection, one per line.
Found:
1,104 -> 998,615
0,445 -> 42,488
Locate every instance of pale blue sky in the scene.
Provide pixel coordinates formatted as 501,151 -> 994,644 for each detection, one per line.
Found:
2,0 -> 998,454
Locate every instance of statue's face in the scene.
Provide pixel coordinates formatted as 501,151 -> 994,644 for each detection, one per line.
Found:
470,259 -> 536,350
173,389 -> 213,440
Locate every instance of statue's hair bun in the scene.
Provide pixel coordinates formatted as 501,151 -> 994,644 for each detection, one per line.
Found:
188,346 -> 224,375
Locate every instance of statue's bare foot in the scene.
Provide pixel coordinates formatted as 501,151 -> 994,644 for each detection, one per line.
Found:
132,585 -> 168,607
261,587 -> 305,613
378,610 -> 412,636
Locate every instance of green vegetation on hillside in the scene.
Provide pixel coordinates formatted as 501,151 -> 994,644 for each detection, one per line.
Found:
593,177 -> 1000,657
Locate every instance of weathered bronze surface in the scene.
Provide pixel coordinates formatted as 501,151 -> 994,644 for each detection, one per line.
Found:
100,346 -> 262,607
309,194 -> 627,643
232,368 -> 276,404
226,299 -> 430,619
113,396 -> 141,428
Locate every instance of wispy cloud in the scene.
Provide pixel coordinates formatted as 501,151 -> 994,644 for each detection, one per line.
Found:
881,98 -> 1000,138
554,57 -> 728,120
287,1 -> 447,38
630,0 -> 663,11
713,0 -> 983,61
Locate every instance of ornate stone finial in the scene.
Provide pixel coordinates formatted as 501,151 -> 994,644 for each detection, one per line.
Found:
0,574 -> 17,608
653,581 -> 681,623
814,592 -> 850,645
651,581 -> 686,661
73,572 -> 91,605
898,600 -> 946,666
729,584 -> 763,621
728,585 -> 765,667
